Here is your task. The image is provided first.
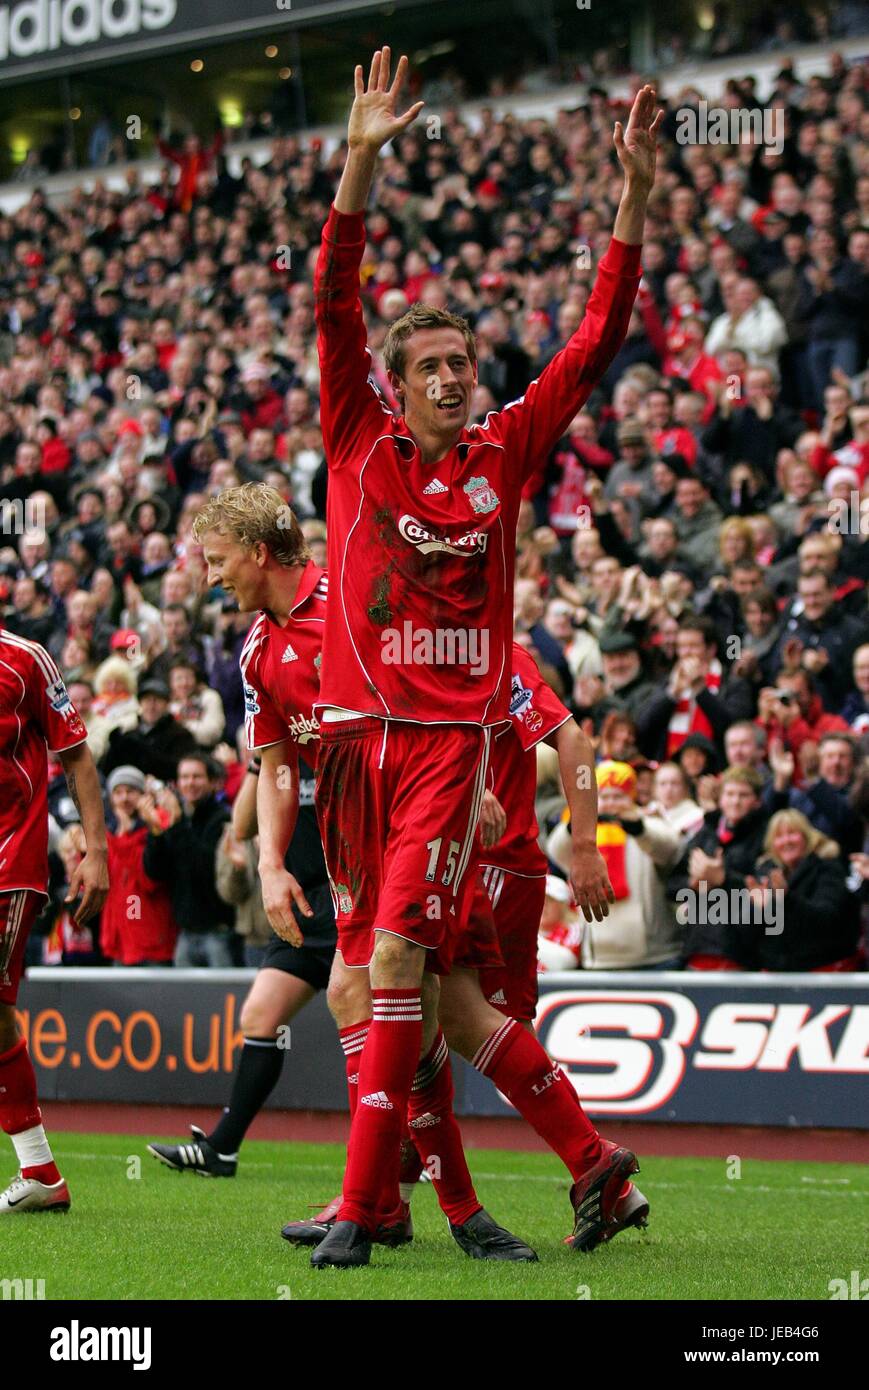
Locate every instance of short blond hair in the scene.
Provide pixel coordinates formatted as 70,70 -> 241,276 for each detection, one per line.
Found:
94,655 -> 136,696
719,516 -> 755,561
720,765 -> 762,794
192,483 -> 310,568
763,808 -> 840,862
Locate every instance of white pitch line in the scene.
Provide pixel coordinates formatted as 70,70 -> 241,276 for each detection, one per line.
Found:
50,1152 -> 869,1196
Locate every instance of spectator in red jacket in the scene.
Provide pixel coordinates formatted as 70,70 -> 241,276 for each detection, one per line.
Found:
642,383 -> 699,466
756,668 -> 849,786
156,131 -> 223,214
662,318 -> 723,415
101,766 -> 178,966
547,410 -> 614,535
35,417 -> 71,474
811,403 -> 869,483
238,363 -> 285,434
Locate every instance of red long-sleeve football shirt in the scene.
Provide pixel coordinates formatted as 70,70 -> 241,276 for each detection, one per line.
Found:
0,630 -> 88,895
314,204 -> 641,726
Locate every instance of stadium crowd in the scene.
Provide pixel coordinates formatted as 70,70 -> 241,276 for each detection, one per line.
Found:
1,47 -> 868,974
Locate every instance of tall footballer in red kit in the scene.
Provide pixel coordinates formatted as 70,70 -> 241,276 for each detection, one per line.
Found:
196,493 -> 648,1251
0,630 -> 108,1213
310,48 -> 661,1265
195,486 -> 538,1260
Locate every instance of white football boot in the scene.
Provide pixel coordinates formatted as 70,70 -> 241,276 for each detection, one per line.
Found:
0,1172 -> 71,1213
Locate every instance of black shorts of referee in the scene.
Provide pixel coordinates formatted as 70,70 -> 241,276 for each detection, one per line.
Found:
253,881 -> 336,991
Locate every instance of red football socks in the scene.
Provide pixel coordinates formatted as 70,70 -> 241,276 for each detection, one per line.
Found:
407,1029 -> 481,1226
0,1038 -> 41,1136
339,990 -> 422,1231
473,1018 -> 602,1180
339,1018 -> 370,1120
0,1038 -> 61,1184
398,1122 -> 424,1200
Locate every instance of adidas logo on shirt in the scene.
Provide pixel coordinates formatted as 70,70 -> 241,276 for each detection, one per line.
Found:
489,989 -> 507,1005
422,477 -> 448,495
281,644 -> 298,663
360,1091 -> 393,1110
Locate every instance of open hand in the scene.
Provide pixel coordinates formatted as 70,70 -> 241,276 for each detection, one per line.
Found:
348,48 -> 424,152
614,85 -> 663,191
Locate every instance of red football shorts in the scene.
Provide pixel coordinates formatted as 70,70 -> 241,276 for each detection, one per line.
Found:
0,890 -> 42,1005
452,870 -> 504,973
316,717 -> 490,973
476,868 -> 546,1022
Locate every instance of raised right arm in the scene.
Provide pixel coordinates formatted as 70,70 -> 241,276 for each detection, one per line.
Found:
314,49 -> 423,467
334,49 -> 423,214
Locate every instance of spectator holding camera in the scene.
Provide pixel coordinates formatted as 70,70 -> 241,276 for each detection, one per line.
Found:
756,668 -> 850,786
40,824 -> 105,967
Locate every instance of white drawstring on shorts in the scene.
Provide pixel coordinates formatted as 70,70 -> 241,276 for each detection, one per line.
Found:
378,718 -> 389,770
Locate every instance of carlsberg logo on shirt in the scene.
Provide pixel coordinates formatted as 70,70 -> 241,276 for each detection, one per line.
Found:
0,0 -> 176,60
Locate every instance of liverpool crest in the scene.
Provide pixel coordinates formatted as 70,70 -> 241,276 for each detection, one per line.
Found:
463,475 -> 499,514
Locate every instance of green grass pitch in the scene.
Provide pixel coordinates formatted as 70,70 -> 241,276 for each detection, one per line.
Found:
1,1132 -> 867,1301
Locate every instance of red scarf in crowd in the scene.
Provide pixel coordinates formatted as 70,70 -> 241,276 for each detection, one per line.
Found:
666,659 -> 722,756
595,760 -> 638,902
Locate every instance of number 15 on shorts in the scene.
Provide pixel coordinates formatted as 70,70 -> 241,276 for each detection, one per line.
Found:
425,837 -> 461,886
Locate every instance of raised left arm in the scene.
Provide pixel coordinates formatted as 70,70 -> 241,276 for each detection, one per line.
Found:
493,86 -> 661,479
